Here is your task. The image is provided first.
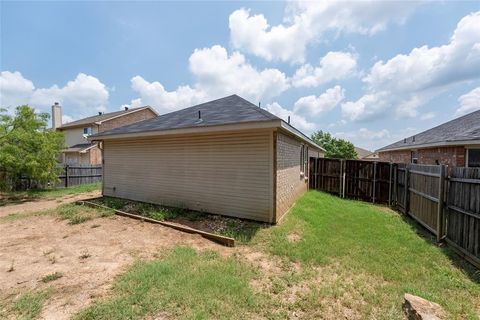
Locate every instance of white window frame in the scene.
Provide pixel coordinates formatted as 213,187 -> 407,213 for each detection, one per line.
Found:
83,127 -> 92,137
300,144 -> 305,175
466,147 -> 480,168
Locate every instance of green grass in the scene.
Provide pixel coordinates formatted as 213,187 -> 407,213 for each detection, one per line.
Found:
0,183 -> 100,207
56,203 -> 114,225
257,191 -> 480,319
13,290 -> 51,320
0,210 -> 51,223
75,247 -> 260,320
41,272 -> 63,283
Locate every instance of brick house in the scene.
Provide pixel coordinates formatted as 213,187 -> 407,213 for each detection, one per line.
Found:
89,95 -> 325,223
52,103 -> 158,165
377,109 -> 480,167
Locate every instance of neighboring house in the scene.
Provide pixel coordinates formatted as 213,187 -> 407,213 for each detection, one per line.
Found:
354,147 -> 379,161
377,109 -> 480,167
52,102 -> 158,165
90,95 -> 325,223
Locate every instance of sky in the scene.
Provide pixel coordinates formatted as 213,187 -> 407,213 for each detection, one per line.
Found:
1,0 -> 479,151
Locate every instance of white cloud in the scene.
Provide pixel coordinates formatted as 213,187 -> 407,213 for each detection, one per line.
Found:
264,102 -> 315,133
342,11 -> 480,122
0,71 -> 109,119
420,112 -> 435,120
229,1 -> 418,63
292,51 -> 357,87
341,93 -> 388,122
129,45 -> 289,113
455,87 -> 480,115
335,127 -> 418,150
0,71 -> 35,108
129,76 -> 207,113
293,86 -> 345,117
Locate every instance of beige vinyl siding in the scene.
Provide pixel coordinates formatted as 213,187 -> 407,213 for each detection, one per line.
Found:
103,130 -> 274,222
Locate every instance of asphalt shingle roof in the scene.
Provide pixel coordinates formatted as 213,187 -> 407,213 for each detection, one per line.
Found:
378,109 -> 480,151
92,95 -> 281,138
59,107 -> 151,129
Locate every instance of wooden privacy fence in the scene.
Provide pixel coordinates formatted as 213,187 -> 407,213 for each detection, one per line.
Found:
56,165 -> 103,188
309,158 -> 393,204
309,158 -> 480,268
444,167 -> 480,268
392,164 -> 479,268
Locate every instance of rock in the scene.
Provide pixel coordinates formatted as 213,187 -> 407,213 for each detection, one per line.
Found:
403,293 -> 445,320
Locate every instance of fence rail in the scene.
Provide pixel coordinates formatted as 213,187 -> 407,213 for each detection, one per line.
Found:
57,165 -> 103,188
309,158 -> 480,269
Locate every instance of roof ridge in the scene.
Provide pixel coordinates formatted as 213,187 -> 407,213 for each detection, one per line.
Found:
378,108 -> 480,151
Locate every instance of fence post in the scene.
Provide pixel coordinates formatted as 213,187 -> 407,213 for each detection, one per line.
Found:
372,161 -> 377,203
404,165 -> 410,215
339,159 -> 344,197
388,163 -> 393,207
436,164 -> 446,242
65,165 -> 69,188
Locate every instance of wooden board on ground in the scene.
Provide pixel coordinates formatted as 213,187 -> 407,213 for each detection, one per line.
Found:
77,200 -> 235,247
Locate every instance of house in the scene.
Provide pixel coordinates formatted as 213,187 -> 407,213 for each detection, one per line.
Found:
90,95 -> 325,223
354,147 -> 379,161
52,102 -> 158,165
377,109 -> 480,167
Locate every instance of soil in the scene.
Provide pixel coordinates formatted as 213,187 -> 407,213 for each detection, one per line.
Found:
0,205 -> 230,319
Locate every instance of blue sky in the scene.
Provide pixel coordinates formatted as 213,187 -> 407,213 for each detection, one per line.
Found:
1,1 -> 479,150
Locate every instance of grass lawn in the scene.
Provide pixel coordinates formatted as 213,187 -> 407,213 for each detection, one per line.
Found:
72,191 -> 480,319
0,182 -> 100,207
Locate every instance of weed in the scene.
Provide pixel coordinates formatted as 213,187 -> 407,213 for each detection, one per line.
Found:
102,197 -> 128,210
7,260 -> 14,272
41,272 -> 63,283
79,249 -> 91,260
69,215 -> 92,225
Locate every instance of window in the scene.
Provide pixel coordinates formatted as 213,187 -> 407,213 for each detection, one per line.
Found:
411,151 -> 418,164
83,127 -> 92,136
467,149 -> 480,167
300,145 -> 304,174
300,145 -> 309,175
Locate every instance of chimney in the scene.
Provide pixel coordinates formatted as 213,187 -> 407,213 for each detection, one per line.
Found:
124,106 -> 129,111
51,102 -> 62,130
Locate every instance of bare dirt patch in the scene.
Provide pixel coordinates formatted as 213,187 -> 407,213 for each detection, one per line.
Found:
286,232 -> 302,243
0,190 -> 101,218
0,212 -> 228,319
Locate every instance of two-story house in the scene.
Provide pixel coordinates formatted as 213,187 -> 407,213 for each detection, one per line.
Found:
52,102 -> 158,165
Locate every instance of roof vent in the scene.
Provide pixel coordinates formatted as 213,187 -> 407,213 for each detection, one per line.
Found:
124,106 -> 129,111
404,138 -> 407,143
258,102 -> 261,108
288,116 -> 291,124
98,112 -> 103,115
195,110 -> 203,124
412,136 -> 415,142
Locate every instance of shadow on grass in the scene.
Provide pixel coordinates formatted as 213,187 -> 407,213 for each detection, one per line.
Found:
398,212 -> 480,284
0,183 -> 100,207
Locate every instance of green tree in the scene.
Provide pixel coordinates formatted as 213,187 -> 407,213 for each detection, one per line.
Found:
0,105 -> 64,190
311,130 -> 357,159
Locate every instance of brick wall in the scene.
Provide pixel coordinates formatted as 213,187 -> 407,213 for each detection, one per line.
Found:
99,108 -> 157,133
275,132 -> 308,222
379,146 -> 466,167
